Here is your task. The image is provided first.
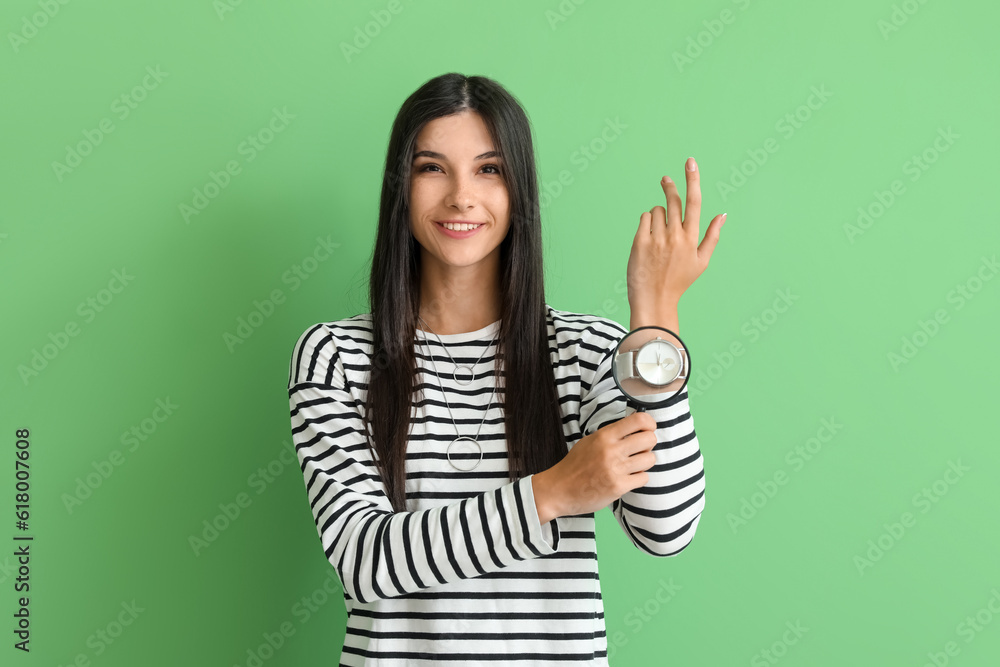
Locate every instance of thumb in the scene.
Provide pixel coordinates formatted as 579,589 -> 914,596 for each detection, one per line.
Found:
698,213 -> 725,262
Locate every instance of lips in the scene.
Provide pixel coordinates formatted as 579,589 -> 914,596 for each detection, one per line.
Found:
435,221 -> 485,238
437,221 -> 484,227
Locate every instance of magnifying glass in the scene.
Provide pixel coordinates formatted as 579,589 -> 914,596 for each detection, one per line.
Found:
611,325 -> 691,414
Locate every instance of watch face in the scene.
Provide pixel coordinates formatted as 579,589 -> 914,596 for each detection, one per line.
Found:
635,338 -> 682,386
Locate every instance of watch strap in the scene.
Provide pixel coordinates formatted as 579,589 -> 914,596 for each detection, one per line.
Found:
615,348 -> 636,380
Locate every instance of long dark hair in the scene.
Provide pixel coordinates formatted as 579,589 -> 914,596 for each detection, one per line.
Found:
362,72 -> 567,513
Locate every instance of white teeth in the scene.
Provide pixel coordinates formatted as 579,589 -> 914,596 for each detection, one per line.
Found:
442,222 -> 482,231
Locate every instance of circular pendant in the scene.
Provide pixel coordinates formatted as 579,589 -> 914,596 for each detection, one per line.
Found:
452,364 -> 475,386
447,436 -> 483,471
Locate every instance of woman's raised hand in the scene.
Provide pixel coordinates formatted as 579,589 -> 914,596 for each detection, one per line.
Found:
626,157 -> 725,324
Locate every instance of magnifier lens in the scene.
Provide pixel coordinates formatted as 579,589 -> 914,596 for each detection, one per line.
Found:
611,326 -> 691,412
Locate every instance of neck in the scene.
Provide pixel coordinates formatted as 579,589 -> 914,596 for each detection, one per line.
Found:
417,254 -> 502,335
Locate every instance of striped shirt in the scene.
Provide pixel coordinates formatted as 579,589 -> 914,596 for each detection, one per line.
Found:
287,305 -> 706,665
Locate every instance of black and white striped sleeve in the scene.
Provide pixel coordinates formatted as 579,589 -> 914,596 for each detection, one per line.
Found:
578,322 -> 706,557
287,323 -> 561,604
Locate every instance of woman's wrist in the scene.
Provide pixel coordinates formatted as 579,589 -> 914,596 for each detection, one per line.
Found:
630,298 -> 680,334
531,470 -> 561,525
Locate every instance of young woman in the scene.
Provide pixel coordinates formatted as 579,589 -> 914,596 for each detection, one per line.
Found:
288,72 -> 723,666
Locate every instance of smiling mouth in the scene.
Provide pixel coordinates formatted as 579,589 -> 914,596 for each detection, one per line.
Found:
437,221 -> 485,231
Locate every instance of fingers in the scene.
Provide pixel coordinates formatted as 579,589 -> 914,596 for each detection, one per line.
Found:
698,214 -> 726,263
621,428 -> 657,460
645,159 -> 722,260
620,448 -> 656,478
684,157 -> 702,239
637,210 -> 652,238
647,201 -> 666,243
636,450 -> 658,474
610,411 -> 658,444
659,176 -> 682,236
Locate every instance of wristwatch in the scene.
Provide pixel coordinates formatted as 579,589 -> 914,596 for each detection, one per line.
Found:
614,336 -> 687,387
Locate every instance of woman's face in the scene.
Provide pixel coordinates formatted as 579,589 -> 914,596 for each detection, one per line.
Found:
409,110 -> 510,274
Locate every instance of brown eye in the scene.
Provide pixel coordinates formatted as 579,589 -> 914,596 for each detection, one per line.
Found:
415,163 -> 500,174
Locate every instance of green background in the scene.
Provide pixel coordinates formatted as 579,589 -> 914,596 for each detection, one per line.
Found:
3,0 -> 998,665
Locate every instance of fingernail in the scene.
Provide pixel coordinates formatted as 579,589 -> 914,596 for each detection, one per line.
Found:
721,213 -> 727,226
686,157 -> 697,172
663,176 -> 673,184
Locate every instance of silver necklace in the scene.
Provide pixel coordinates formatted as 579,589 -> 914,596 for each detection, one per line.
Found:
417,315 -> 499,472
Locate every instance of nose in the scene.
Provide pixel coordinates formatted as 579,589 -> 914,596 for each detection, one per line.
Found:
444,172 -> 475,210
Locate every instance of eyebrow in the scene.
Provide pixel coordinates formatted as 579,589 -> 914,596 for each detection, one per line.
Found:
412,150 -> 501,161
